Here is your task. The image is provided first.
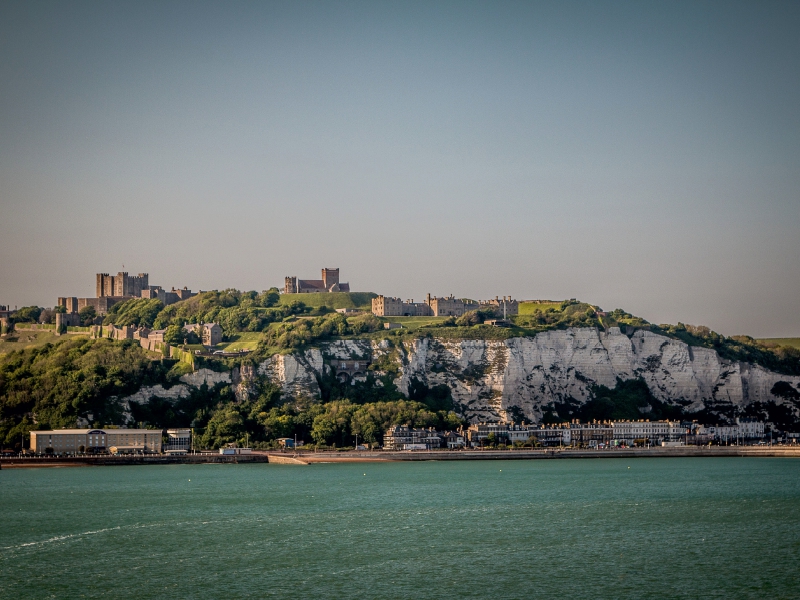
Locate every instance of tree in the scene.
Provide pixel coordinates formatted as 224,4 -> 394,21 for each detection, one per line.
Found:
259,288 -> 280,307
199,404 -> 246,449
103,298 -> 163,328
163,325 -> 185,346
38,308 -> 56,324
78,305 -> 97,326
12,306 -> 42,323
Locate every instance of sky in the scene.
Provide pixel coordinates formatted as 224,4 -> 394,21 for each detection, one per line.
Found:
1,0 -> 798,337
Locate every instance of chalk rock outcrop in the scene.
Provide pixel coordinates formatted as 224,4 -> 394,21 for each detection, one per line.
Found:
256,328 -> 800,423
112,368 -> 233,425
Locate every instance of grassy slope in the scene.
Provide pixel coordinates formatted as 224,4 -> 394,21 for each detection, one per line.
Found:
220,332 -> 264,351
758,338 -> 800,350
378,316 -> 450,331
518,301 -> 563,315
0,331 -> 90,353
278,292 -> 377,310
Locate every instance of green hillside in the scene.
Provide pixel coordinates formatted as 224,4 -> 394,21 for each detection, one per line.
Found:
0,331 -> 90,354
378,316 -> 450,331
758,338 -> 800,350
278,292 -> 377,310
519,301 -> 564,315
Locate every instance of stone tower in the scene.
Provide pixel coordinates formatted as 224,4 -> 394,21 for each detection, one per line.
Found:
321,268 -> 339,291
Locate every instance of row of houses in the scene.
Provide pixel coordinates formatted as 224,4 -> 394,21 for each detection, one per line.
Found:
383,426 -> 466,450
467,419 -> 766,446
384,419 -> 767,450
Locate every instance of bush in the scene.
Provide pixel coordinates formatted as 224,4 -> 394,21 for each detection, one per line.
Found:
103,298 -> 163,328
78,305 -> 97,326
11,306 -> 42,324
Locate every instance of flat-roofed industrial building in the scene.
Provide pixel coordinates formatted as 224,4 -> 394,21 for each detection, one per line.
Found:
30,429 -> 162,454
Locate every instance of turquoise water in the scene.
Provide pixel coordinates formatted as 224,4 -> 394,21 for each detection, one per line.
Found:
1,458 -> 800,598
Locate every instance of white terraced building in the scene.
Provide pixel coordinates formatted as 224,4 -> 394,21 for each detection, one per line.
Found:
29,429 -> 162,454
611,420 -> 688,444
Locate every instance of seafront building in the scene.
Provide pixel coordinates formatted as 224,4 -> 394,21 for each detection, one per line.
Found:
456,419 -> 767,448
30,429 -> 162,454
165,429 -> 192,453
383,425 -> 465,450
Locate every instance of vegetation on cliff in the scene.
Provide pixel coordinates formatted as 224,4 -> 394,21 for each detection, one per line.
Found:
4,293 -> 800,450
103,298 -> 164,328
105,370 -> 463,450
0,338 -> 172,449
0,334 -> 463,451
194,396 -> 462,449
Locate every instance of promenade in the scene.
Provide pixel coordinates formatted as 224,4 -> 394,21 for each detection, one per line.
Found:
0,453 -> 270,468
3,446 -> 799,468
277,445 -> 800,464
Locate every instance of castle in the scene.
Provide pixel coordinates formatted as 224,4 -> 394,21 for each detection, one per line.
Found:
57,271 -> 197,323
284,268 -> 350,294
96,272 -> 149,298
372,294 -> 519,317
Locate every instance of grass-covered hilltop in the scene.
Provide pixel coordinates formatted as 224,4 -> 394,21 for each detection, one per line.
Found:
2,290 -> 799,452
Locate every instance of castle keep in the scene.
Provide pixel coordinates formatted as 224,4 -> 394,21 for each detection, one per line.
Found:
58,271 -> 197,319
96,272 -> 149,298
284,268 -> 350,294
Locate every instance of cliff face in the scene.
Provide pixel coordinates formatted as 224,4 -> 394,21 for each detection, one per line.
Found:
256,328 -> 800,423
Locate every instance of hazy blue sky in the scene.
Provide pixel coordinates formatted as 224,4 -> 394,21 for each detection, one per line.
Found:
1,0 -> 798,337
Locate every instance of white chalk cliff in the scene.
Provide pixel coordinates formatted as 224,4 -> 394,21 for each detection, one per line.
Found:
257,328 -> 800,423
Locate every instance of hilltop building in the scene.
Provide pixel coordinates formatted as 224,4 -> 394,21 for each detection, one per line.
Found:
57,271 -> 197,317
371,294 -> 518,317
183,322 -> 223,347
141,286 -> 196,305
96,272 -> 149,298
284,268 -> 350,294
371,296 -> 432,317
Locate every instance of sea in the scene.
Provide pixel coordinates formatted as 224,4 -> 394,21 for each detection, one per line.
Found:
1,457 -> 799,599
